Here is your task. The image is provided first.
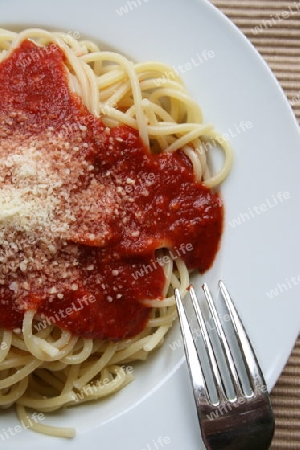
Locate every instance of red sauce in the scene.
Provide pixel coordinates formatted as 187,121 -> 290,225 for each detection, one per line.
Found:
0,40 -> 223,340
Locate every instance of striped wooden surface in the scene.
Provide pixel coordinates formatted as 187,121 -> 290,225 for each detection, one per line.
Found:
211,1 -> 300,448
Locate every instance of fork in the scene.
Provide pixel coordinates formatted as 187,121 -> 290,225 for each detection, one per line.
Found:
174,281 -> 275,450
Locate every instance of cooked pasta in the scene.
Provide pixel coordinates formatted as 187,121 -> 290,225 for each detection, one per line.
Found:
0,28 -> 233,438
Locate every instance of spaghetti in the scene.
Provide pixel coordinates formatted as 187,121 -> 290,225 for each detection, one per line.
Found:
0,28 -> 233,438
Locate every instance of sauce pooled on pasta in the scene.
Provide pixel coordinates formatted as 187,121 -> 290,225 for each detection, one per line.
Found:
0,40 -> 223,339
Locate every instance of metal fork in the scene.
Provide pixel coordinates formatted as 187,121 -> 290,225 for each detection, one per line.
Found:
174,281 -> 275,450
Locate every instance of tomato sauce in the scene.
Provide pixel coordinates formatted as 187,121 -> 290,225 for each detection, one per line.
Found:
0,40 -> 223,340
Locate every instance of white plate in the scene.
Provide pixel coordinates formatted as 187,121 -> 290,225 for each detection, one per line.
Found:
1,0 -> 300,448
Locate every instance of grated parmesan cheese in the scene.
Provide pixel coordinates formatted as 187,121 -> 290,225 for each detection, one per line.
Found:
0,110 -> 126,304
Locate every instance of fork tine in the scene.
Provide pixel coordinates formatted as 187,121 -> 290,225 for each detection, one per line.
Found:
219,280 -> 266,393
202,283 -> 244,398
189,286 -> 227,403
174,289 -> 209,404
